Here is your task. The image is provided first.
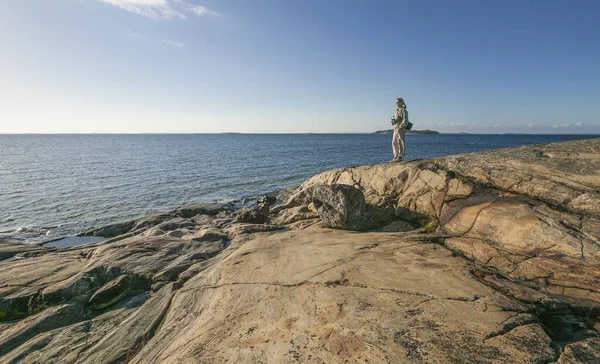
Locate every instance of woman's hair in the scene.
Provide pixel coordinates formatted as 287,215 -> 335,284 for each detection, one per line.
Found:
396,98 -> 406,108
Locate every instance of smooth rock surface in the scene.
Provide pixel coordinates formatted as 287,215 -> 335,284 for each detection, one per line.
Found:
129,226 -> 558,363
289,139 -> 600,308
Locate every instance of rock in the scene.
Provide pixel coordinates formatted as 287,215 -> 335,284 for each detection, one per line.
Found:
283,139 -> 600,309
273,205 -> 319,225
155,218 -> 195,232
558,338 -> 600,363
88,275 -> 133,310
0,304 -> 87,356
311,184 -> 396,231
257,195 -> 277,205
0,288 -> 172,364
167,230 -> 186,238
184,228 -> 229,242
233,202 -> 271,224
223,223 -> 285,236
374,220 -> 415,232
0,235 -> 226,322
288,218 -> 321,230
142,228 -> 166,237
82,221 -> 135,238
445,178 -> 473,201
0,253 -> 88,315
1,139 -> 600,363
132,212 -> 176,231
191,214 -> 216,226
0,241 -> 46,261
177,203 -> 231,218
126,226 -> 561,363
484,323 -> 556,362
74,284 -> 174,363
311,184 -> 367,230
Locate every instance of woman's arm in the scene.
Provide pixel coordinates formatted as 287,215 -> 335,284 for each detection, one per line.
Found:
398,109 -> 408,128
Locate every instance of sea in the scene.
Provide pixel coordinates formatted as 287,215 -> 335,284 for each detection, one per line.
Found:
1,133 -> 598,244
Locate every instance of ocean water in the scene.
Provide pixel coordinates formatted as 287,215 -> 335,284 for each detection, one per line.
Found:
1,133 -> 598,243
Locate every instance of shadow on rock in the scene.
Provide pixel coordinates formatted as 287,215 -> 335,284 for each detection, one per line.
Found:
311,184 -> 421,231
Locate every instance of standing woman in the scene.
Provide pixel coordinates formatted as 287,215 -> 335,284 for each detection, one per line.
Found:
391,97 -> 409,162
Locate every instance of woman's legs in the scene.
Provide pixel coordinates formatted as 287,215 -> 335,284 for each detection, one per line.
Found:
392,129 -> 400,160
398,128 -> 406,158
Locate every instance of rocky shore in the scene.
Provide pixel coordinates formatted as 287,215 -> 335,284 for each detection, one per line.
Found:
1,139 -> 600,363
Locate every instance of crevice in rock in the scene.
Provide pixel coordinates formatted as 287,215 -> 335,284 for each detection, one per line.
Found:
455,199 -> 498,237
467,259 -> 600,357
483,314 -> 539,343
181,279 -> 437,302
414,297 -> 436,307
414,295 -> 482,308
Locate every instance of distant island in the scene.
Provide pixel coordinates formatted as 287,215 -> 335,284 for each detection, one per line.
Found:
372,129 -> 440,135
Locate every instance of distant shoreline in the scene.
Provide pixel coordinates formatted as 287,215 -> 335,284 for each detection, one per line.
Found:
2,133 -> 600,136
372,129 -> 440,135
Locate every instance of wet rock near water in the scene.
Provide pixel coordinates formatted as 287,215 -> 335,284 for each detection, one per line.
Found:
232,196 -> 276,224
0,241 -> 46,261
176,203 -> 231,218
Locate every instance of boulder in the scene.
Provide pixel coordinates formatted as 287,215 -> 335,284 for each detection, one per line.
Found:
257,195 -> 277,205
233,202 -> 271,224
311,184 -> 396,231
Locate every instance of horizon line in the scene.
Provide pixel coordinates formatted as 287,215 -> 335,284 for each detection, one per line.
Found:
1,132 -> 600,136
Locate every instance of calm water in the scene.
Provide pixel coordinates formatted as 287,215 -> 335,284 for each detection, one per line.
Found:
1,133 -> 598,243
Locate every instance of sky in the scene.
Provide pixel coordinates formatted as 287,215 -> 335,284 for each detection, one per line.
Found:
1,0 -> 599,134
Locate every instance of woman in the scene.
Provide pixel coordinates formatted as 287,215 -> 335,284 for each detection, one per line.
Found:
390,97 -> 409,162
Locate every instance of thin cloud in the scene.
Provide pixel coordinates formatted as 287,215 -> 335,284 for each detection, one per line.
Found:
437,121 -> 590,130
189,5 -> 220,16
97,0 -> 219,19
552,122 -> 584,129
160,39 -> 186,48
434,121 -> 595,133
437,121 -> 477,127
127,32 -> 187,48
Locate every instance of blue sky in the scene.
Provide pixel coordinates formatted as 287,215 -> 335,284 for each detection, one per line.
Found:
1,0 -> 599,133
